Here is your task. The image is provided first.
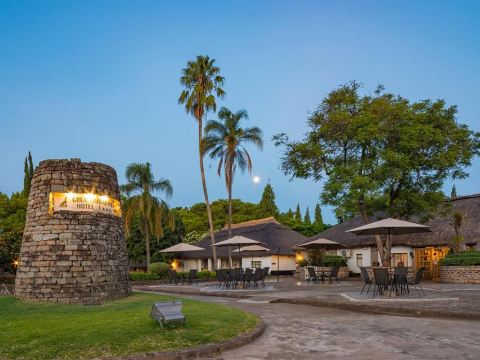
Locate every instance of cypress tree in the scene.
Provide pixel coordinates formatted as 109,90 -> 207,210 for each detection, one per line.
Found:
304,207 -> 311,224
23,151 -> 34,196
451,184 -> 457,198
258,184 -> 279,217
295,203 -> 302,222
314,203 -> 323,225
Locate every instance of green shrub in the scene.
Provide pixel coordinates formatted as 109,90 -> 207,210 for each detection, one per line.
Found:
197,271 -> 216,279
129,272 -> 161,281
320,255 -> 347,267
148,262 -> 171,278
439,251 -> 480,266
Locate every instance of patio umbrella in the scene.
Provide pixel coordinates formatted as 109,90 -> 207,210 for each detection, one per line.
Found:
213,236 -> 265,268
233,245 -> 270,267
346,218 -> 430,266
160,243 -> 204,272
296,238 -> 346,250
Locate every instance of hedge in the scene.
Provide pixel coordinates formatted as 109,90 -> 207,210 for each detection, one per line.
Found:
129,272 -> 161,281
320,255 -> 347,267
148,262 -> 170,277
439,251 -> 480,266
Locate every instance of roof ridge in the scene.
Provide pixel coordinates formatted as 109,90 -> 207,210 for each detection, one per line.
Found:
447,193 -> 480,201
221,217 -> 279,230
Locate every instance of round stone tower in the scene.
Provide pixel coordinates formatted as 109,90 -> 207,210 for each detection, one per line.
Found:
15,159 -> 130,303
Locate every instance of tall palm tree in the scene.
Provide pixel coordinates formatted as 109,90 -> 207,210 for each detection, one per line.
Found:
178,55 -> 225,270
204,107 -> 263,265
121,162 -> 173,268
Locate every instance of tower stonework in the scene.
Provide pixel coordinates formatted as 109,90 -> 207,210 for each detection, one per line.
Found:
15,159 -> 130,303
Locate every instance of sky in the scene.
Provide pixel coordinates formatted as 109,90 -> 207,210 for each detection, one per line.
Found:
1,1 -> 479,225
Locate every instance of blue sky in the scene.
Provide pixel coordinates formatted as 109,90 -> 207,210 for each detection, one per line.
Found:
1,1 -> 479,225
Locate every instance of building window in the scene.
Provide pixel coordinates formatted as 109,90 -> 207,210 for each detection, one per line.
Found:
356,254 -> 363,267
392,253 -> 408,267
251,261 -> 262,269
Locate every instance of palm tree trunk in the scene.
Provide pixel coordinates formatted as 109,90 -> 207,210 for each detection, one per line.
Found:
198,116 -> 217,270
228,167 -> 233,268
144,219 -> 151,269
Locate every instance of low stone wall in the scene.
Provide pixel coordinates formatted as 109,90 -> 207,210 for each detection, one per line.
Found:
297,266 -> 349,280
440,266 -> 480,284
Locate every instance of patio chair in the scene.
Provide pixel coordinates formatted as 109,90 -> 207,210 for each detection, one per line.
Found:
393,267 -> 409,295
360,267 -> 373,294
409,267 -> 426,296
168,270 -> 179,285
186,269 -> 198,285
373,268 -> 392,297
306,266 -> 320,285
326,266 -> 340,284
252,268 -> 264,287
243,268 -> 253,288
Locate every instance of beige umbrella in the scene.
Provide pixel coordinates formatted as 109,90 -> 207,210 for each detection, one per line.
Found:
213,236 -> 264,268
296,238 -> 346,250
160,242 -> 204,272
347,218 -> 430,266
233,245 -> 270,267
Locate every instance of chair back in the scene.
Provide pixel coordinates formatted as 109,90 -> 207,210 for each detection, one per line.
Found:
188,269 -> 197,279
360,267 -> 371,283
307,266 -> 316,278
169,270 -> 177,279
244,268 -> 252,281
373,268 -> 390,286
414,267 -> 425,284
254,268 -> 263,280
330,266 -> 340,277
394,267 -> 408,284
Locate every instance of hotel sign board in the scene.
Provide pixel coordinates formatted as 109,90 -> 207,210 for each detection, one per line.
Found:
49,192 -> 122,217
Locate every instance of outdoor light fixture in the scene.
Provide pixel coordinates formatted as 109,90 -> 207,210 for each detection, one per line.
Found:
49,192 -> 121,217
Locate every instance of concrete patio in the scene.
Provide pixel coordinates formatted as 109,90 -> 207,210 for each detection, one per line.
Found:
133,276 -> 480,320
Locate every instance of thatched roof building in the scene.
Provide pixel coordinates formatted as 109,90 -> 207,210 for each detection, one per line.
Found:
182,217 -> 307,259
309,194 -> 480,248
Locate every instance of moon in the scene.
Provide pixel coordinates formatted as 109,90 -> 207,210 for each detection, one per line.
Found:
253,176 -> 261,184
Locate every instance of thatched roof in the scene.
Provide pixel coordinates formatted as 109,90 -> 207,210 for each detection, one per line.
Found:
309,194 -> 480,248
181,217 -> 306,259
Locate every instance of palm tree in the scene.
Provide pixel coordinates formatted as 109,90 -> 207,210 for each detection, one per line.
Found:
121,162 -> 173,268
204,107 -> 263,265
178,55 -> 225,270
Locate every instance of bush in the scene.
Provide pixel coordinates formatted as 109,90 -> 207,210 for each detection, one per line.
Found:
320,255 -> 347,267
439,251 -> 480,266
129,272 -> 161,281
148,262 -> 171,278
197,271 -> 216,279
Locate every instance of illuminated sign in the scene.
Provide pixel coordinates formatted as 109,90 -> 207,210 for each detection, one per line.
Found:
49,192 -> 122,217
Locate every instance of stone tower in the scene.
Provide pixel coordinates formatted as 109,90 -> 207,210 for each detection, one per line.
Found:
15,159 -> 130,303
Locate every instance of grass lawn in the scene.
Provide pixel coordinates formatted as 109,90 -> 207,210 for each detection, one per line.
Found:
0,292 -> 259,360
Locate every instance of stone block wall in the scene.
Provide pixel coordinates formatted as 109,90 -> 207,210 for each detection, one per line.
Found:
440,266 -> 480,284
15,159 -> 131,303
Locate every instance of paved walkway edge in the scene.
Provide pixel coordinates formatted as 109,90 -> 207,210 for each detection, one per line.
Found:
116,318 -> 265,360
133,287 -> 480,322
272,298 -> 480,322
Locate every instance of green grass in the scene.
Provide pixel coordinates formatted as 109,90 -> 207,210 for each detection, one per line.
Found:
0,292 -> 259,360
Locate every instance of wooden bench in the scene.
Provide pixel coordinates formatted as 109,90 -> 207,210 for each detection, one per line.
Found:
150,300 -> 186,328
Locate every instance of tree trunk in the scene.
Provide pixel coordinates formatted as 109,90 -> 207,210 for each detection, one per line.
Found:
144,219 -> 151,269
227,166 -> 233,268
198,115 -> 217,270
358,203 -> 388,266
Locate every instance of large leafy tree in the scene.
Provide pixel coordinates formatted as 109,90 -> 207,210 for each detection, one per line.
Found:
258,183 -> 279,218
0,192 -> 28,272
204,107 -> 263,239
274,81 -> 480,265
121,162 -> 173,267
178,55 -> 225,269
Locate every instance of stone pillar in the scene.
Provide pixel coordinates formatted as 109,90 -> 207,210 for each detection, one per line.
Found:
15,159 -> 131,303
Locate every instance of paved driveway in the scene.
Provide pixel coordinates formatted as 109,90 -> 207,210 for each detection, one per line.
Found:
180,294 -> 480,360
